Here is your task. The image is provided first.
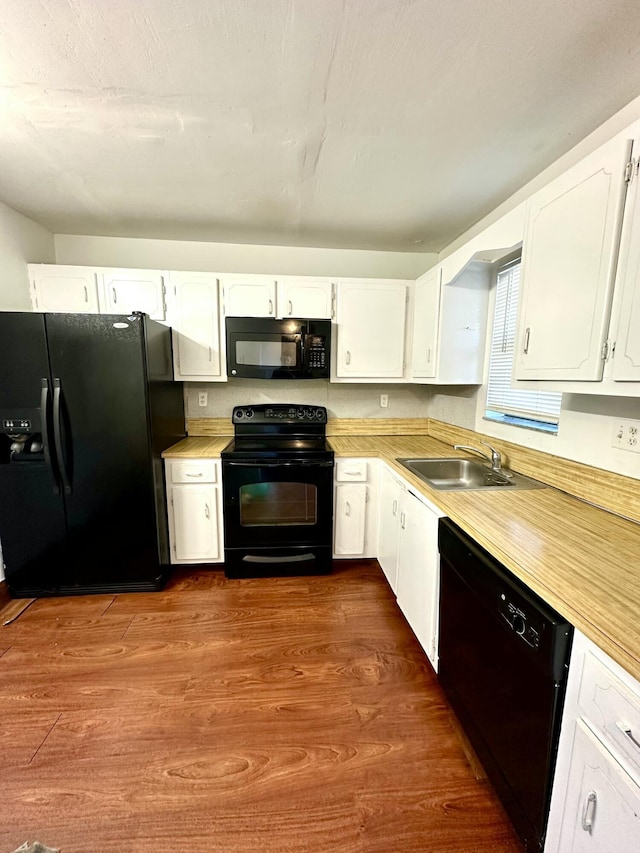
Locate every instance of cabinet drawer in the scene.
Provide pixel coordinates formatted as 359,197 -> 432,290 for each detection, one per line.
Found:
335,459 -> 368,482
169,460 -> 217,484
579,650 -> 640,777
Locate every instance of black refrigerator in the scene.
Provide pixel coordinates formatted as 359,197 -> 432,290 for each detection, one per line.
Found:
0,311 -> 185,597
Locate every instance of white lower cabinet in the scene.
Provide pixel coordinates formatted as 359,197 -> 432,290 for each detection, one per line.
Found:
333,458 -> 378,558
376,463 -> 443,670
377,465 -> 404,593
165,459 -> 224,564
395,486 -> 442,670
546,630 -> 640,852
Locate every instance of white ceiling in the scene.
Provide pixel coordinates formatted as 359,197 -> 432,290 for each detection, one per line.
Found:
1,0 -> 640,252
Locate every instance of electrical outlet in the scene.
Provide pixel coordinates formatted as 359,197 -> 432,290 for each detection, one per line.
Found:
198,392 -> 208,408
611,419 -> 640,453
380,394 -> 389,408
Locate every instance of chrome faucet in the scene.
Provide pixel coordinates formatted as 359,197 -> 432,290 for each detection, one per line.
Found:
454,442 -> 503,472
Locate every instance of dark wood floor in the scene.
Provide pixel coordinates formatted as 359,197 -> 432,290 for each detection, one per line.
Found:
0,561 -> 523,852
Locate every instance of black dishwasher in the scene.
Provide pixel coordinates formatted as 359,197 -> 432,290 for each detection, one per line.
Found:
438,518 -> 573,852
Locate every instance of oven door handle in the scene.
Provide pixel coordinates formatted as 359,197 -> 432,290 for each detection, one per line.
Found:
224,460 -> 334,468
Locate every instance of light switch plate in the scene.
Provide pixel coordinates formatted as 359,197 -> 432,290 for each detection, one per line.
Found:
611,419 -> 640,453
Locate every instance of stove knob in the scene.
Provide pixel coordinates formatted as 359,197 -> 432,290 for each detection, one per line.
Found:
296,409 -> 305,419
235,409 -> 244,420
245,408 -> 254,419
314,408 -> 324,420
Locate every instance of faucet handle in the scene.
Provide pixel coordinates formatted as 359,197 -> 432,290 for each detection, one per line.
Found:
480,441 -> 502,469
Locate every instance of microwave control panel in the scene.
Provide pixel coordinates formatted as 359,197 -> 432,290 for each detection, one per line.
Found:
307,335 -> 327,369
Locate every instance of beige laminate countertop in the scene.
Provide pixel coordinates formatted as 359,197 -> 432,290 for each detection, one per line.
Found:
163,433 -> 640,683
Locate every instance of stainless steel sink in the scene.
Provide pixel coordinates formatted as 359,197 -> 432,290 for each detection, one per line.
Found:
396,457 -> 547,491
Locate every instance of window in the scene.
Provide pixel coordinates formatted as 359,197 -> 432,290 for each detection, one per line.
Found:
485,258 -> 561,433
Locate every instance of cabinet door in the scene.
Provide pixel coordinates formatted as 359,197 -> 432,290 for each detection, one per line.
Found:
611,144 -> 640,381
396,491 -> 441,668
377,466 -> 403,593
277,279 -> 333,319
102,269 -> 166,320
515,136 -> 629,381
411,267 -> 441,378
556,721 -> 640,852
333,483 -> 367,556
336,281 -> 407,378
223,277 -> 277,317
170,273 -> 223,380
29,265 -> 100,313
170,484 -> 220,562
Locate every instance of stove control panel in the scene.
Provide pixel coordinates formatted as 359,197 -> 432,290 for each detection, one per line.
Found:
232,405 -> 327,424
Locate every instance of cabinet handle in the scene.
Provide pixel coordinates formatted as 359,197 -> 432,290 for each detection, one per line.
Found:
204,503 -> 210,519
185,472 -> 203,478
400,510 -> 406,530
581,790 -> 596,834
523,327 -> 531,354
288,300 -> 293,316
268,298 -> 274,315
392,499 -> 398,516
345,501 -> 351,517
427,347 -> 431,364
112,287 -> 117,304
83,285 -> 89,303
208,346 -> 212,362
616,720 -> 640,751
345,350 -> 351,365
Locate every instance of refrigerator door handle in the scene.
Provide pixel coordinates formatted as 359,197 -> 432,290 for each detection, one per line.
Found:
53,378 -> 72,495
40,378 -> 60,496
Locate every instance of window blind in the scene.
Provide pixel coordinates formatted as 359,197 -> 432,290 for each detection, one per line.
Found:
486,260 -> 562,425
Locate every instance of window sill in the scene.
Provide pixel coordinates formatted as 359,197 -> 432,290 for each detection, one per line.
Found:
484,411 -> 558,435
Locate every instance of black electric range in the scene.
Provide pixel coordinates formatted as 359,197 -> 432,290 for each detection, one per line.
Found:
221,405 -> 335,577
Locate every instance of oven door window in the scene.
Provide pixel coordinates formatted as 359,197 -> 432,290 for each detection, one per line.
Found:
240,482 -> 317,526
234,335 -> 300,369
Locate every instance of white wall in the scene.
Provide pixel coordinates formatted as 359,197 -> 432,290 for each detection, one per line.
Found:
54,234 -> 434,279
0,201 -> 55,310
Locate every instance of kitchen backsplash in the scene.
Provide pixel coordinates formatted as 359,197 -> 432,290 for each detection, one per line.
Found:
185,381 -> 433,420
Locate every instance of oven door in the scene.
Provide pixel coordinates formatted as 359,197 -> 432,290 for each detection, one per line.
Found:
226,330 -> 303,379
222,459 -> 334,548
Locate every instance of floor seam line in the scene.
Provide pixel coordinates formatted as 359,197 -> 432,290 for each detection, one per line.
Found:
28,712 -> 63,765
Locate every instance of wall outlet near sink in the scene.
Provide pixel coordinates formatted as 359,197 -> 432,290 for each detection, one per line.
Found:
198,392 -> 208,408
611,419 -> 640,453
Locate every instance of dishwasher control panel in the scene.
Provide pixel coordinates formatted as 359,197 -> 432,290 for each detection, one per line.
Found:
499,593 -> 541,648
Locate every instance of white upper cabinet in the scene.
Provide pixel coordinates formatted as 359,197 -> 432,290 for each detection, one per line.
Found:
514,134 -> 630,382
609,146 -> 640,382
222,276 -> 333,318
410,263 -> 490,384
335,279 -> 409,380
277,278 -> 333,319
29,264 -> 100,313
169,272 -> 225,382
222,276 -> 277,317
101,269 -> 167,321
410,267 -> 441,379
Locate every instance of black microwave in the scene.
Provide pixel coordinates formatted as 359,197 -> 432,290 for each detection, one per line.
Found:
225,317 -> 331,379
